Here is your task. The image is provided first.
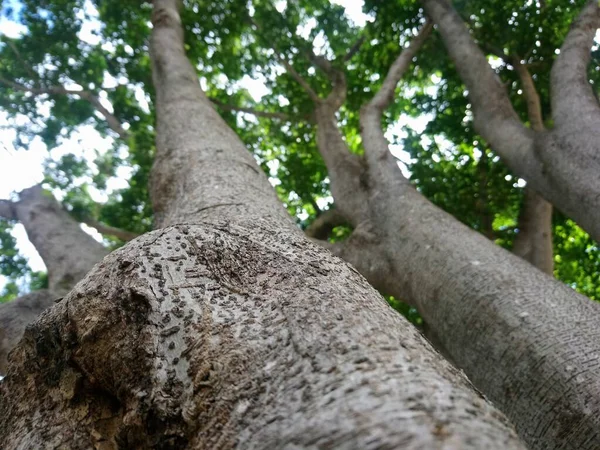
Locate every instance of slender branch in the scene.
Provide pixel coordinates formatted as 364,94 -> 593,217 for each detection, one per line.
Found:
305,47 -> 347,110
512,59 -> 544,131
368,20 -> 433,112
551,0 -> 600,129
360,21 -> 432,169
250,18 -> 320,103
210,98 -> 292,121
0,77 -> 130,140
305,208 -> 347,240
3,38 -> 39,82
81,217 -> 140,241
342,36 -> 366,62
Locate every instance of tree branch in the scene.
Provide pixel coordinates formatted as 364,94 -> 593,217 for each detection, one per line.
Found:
360,21 -> 432,172
0,199 -> 17,220
81,217 -> 140,241
304,208 -> 347,240
421,0 -> 536,172
368,20 -> 433,113
210,98 -> 293,121
551,0 -> 600,130
2,38 -> 39,82
342,36 -> 366,62
0,77 -> 130,140
250,18 -> 321,103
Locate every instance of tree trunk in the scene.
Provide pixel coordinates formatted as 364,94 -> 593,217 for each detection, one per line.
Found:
0,1 -> 526,448
0,289 -> 54,373
0,185 -> 109,374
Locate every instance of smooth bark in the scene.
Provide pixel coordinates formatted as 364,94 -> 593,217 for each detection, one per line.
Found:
511,60 -> 554,274
5,185 -> 108,296
422,0 -> 600,243
0,186 -> 109,374
0,289 -> 55,373
0,1 -> 528,448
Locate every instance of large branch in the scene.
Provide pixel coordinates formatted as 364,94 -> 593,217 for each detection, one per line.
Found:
150,0 -> 291,227
0,199 -> 16,221
339,16 -> 600,449
421,0 -> 537,174
12,185 -> 108,296
551,0 -> 600,131
0,77 -> 130,140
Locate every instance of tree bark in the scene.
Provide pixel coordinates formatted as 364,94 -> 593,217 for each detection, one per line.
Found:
6,185 -> 108,296
301,21 -> 600,450
510,60 -> 554,274
0,2 -> 528,448
0,289 -> 55,374
0,186 -> 109,374
422,0 -> 600,244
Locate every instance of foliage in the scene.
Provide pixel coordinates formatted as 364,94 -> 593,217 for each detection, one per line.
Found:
0,0 -> 597,315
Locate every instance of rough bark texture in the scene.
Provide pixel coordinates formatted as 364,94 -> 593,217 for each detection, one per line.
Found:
0,1 -> 528,448
0,222 -> 526,449
422,0 -> 600,244
297,19 -> 600,450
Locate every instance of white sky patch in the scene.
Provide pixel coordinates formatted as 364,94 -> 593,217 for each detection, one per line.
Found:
331,0 -> 374,27
239,74 -> 270,101
76,0 -> 102,46
275,0 -> 287,13
80,223 -> 104,243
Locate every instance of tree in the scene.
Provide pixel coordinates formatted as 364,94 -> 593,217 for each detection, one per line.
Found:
0,0 -> 598,449
0,1 -> 529,447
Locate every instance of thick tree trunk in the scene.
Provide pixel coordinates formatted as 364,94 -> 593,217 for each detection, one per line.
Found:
302,21 -> 600,450
0,185 -> 109,374
422,0 -> 600,244
0,1 -> 526,448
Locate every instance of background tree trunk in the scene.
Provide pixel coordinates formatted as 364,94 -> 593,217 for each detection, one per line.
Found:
0,185 -> 108,374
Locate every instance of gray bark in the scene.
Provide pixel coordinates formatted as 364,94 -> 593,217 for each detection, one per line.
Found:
0,186 -> 109,375
7,185 -> 108,296
302,21 -> 600,450
0,289 -> 55,374
0,1 -> 528,448
422,0 -> 600,244
510,60 -> 554,275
